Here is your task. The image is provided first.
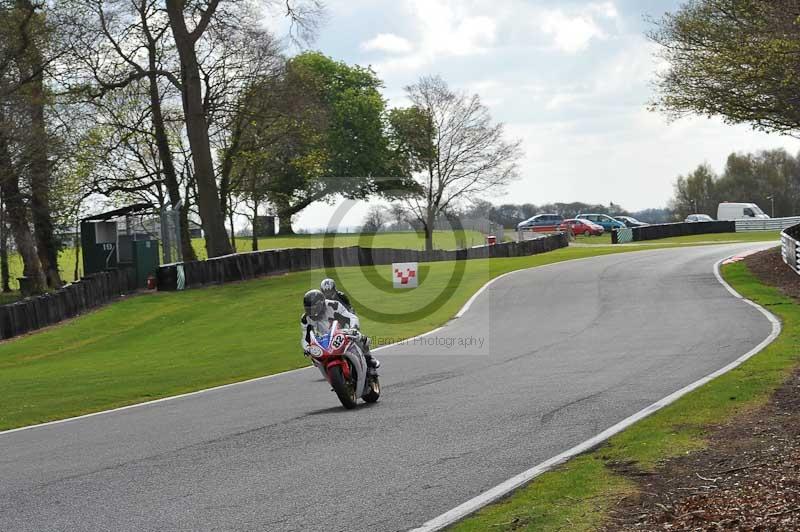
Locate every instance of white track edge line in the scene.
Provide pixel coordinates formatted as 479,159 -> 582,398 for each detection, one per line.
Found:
409,252 -> 781,532
0,244 -> 748,437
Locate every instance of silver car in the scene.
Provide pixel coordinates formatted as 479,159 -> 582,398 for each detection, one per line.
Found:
685,214 -> 714,222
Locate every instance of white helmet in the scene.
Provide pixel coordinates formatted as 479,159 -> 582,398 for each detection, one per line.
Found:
320,278 -> 336,299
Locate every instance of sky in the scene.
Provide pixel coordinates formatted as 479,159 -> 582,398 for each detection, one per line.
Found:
273,0 -> 800,230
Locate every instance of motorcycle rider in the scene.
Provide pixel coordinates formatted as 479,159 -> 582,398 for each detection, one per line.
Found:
301,289 -> 380,373
320,278 -> 353,311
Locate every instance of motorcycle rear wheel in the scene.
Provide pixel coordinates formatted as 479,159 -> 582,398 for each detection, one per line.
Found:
362,376 -> 381,403
330,365 -> 358,409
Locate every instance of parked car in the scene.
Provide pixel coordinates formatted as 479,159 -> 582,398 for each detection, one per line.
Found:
576,213 -> 626,231
517,213 -> 564,231
717,202 -> 769,220
614,216 -> 647,228
560,218 -> 604,236
685,214 -> 715,223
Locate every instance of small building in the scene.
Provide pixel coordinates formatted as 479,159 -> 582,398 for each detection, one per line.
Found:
80,204 -> 160,289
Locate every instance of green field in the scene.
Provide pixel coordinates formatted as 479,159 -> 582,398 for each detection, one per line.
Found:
451,260 -> 799,531
191,230 -> 488,260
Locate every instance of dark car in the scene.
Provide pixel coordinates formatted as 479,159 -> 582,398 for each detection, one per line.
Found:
615,216 -> 647,228
516,214 -> 564,232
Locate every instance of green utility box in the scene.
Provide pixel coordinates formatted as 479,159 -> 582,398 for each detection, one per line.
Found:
131,239 -> 159,288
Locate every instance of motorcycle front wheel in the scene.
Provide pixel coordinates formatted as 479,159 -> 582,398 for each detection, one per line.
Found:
329,365 -> 358,409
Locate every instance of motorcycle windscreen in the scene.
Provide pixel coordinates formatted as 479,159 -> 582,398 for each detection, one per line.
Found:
316,332 -> 331,350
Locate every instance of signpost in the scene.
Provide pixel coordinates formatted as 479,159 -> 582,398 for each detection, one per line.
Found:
392,262 -> 418,289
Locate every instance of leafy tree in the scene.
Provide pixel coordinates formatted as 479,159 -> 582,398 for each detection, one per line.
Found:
650,0 -> 800,135
231,52 -> 401,235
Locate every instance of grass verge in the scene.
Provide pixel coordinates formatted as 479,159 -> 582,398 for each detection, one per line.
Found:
449,259 -> 799,531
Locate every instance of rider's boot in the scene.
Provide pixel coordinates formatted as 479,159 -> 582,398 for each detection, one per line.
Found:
361,337 -> 380,374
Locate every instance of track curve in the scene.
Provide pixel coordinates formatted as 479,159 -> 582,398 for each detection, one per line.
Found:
0,244 -> 775,531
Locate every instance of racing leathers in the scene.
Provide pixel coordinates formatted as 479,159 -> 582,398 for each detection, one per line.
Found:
330,290 -> 353,312
301,299 -> 379,373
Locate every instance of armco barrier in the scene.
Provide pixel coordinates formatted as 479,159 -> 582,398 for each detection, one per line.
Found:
613,221 -> 735,243
156,234 -> 569,291
781,223 -> 800,274
0,269 -> 136,341
736,216 -> 800,232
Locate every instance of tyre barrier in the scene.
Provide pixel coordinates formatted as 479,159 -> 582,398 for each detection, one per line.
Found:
781,223 -> 800,274
0,269 -> 136,341
156,233 -> 570,292
612,221 -> 736,243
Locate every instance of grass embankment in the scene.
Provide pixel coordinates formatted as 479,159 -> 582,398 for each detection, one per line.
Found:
450,260 -> 799,531
0,231 -> 483,297
190,230 -> 487,259
0,245 -> 639,431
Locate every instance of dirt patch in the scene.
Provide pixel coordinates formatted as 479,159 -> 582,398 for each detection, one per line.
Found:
743,247 -> 800,300
601,248 -> 800,531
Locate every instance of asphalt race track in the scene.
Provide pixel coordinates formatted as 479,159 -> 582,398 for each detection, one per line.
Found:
0,244 -> 776,531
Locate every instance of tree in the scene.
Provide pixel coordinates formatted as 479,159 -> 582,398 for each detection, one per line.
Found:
390,75 -> 522,251
0,104 -> 47,293
163,0 -> 232,257
8,0 -> 62,288
163,0 -> 321,252
671,164 -> 717,219
231,52 -> 399,235
361,205 -> 387,232
0,193 -> 9,292
386,202 -> 411,230
650,0 -> 800,136
669,148 -> 800,219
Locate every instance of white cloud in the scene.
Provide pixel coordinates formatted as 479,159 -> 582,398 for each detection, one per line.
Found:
590,1 -> 619,20
361,33 -> 414,54
545,92 -> 583,110
540,10 -> 606,53
368,0 -> 498,74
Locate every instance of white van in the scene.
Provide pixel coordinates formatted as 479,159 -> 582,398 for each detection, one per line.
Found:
717,202 -> 770,220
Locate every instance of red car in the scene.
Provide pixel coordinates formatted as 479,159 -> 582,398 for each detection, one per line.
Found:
559,218 -> 605,236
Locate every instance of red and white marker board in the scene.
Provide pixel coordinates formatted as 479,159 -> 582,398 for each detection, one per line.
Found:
393,262 -> 418,288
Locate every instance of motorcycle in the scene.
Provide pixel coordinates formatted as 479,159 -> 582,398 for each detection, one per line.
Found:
306,322 -> 381,409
